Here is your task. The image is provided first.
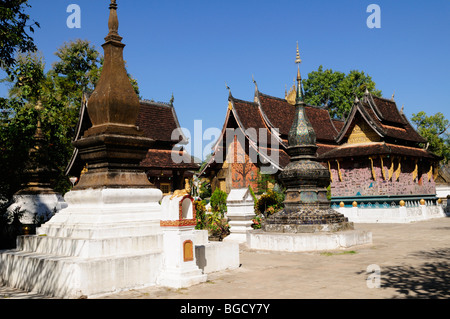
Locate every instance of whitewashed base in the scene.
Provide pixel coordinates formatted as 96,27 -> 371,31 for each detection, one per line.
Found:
246,229 -> 372,252
338,205 -> 446,223
193,230 -> 240,274
0,188 -> 164,298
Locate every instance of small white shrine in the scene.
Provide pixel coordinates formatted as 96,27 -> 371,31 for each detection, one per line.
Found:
158,194 -> 207,288
223,188 -> 255,243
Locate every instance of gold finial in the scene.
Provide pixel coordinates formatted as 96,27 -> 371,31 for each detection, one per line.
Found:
295,42 -> 303,103
295,41 -> 302,64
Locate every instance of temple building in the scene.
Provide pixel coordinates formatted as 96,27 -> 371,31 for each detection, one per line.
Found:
200,58 -> 442,216
200,82 -> 343,193
321,90 -> 441,206
66,94 -> 199,194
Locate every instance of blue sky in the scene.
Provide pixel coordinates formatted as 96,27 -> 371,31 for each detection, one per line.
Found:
1,0 -> 449,160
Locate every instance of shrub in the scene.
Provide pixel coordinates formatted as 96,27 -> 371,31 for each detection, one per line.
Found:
206,210 -> 229,240
199,181 -> 211,199
210,188 -> 227,217
255,190 -> 284,217
194,200 -> 207,230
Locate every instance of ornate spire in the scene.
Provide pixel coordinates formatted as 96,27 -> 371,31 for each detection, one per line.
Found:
84,0 -> 140,135
288,42 -> 316,151
295,42 -> 303,103
72,0 -> 154,190
105,0 -> 122,43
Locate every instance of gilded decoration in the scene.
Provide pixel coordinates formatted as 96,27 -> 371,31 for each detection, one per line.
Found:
335,159 -> 343,181
395,157 -> 402,181
412,159 -> 418,181
380,156 -> 387,181
369,157 -> 376,181
427,164 -> 433,182
388,156 -> 395,181
347,121 -> 380,144
285,84 -> 296,105
328,161 -> 333,182
183,240 -> 194,262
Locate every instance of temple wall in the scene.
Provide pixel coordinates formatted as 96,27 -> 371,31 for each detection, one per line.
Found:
230,138 -> 258,191
329,157 -> 436,197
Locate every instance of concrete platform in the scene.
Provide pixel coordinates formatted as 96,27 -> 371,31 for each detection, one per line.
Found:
246,229 -> 372,252
2,217 -> 450,299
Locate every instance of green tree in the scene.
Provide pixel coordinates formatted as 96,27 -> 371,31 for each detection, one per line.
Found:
411,111 -> 450,163
49,39 -> 102,108
0,0 -> 40,74
1,39 -> 143,201
303,65 -> 382,119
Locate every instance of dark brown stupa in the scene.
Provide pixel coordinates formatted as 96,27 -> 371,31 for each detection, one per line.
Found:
263,44 -> 353,233
73,0 -> 154,190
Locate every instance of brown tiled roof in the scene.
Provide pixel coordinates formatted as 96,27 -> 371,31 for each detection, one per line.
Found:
332,119 -> 345,132
141,149 -> 199,170
336,93 -> 427,145
360,99 -> 426,143
319,142 -> 437,160
370,96 -> 407,125
66,98 -> 193,177
137,101 -> 185,143
257,93 -> 339,143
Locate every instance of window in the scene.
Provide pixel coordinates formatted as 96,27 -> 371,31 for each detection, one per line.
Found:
160,183 -> 171,195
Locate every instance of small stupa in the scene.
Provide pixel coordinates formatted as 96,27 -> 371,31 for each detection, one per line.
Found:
7,101 -> 65,233
247,44 -> 372,252
263,43 -> 352,233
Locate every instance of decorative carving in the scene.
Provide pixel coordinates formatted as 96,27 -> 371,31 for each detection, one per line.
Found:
170,179 -> 190,199
369,157 -> 376,181
388,156 -> 395,181
427,164 -> 433,182
380,156 -> 387,181
412,159 -> 418,182
395,157 -> 402,181
335,159 -> 343,182
347,121 -> 380,144
328,161 -> 333,182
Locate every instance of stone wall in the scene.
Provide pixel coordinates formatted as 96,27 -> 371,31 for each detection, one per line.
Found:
330,157 -> 436,197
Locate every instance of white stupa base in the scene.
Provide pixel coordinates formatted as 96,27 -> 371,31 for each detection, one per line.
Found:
246,229 -> 372,252
157,267 -> 207,289
0,187 -> 165,298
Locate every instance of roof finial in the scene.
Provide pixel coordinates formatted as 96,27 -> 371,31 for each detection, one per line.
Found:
295,41 -> 302,65
252,74 -> 258,91
295,42 -> 303,103
106,0 -> 121,42
225,82 -> 232,97
391,90 -> 395,101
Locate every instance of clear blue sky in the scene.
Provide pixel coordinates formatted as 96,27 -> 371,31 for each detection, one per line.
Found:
1,0 -> 449,160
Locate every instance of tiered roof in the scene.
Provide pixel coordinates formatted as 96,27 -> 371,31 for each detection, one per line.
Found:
201,85 -> 439,175
66,97 -> 198,177
322,90 -> 437,160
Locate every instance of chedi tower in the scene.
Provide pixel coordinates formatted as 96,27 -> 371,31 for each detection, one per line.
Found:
263,43 -> 353,233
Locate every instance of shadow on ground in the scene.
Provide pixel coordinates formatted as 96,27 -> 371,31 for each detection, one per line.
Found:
361,248 -> 450,299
